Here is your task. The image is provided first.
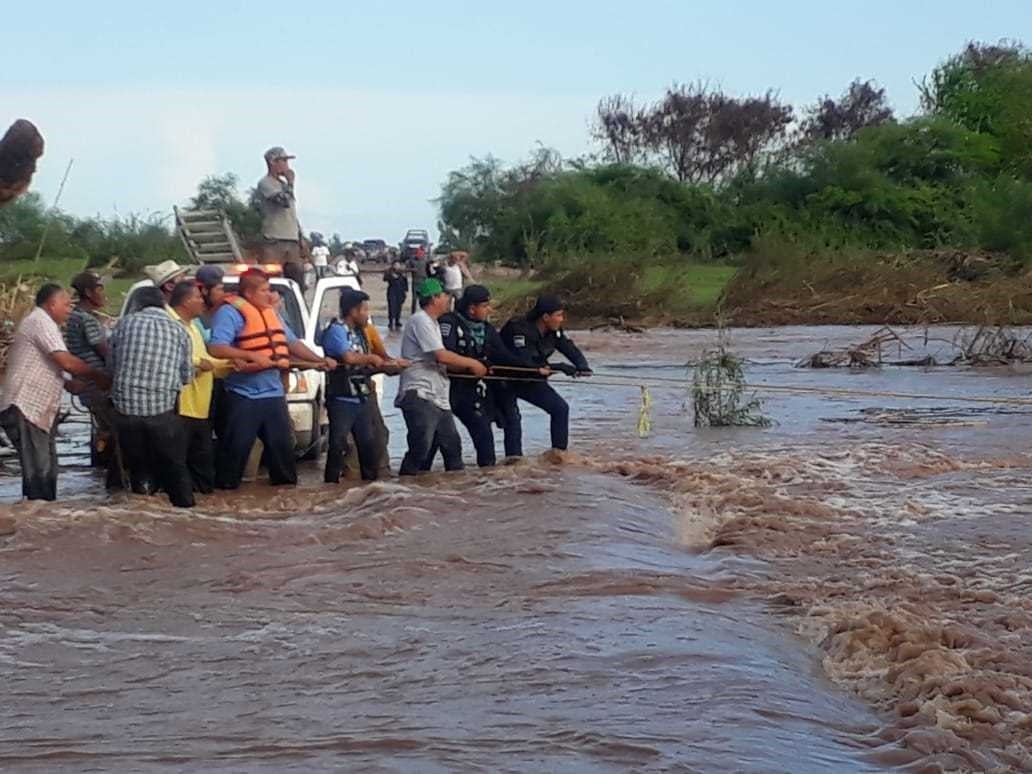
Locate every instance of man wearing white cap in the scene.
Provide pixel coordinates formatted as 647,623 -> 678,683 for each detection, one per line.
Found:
257,146 -> 306,288
144,260 -> 189,304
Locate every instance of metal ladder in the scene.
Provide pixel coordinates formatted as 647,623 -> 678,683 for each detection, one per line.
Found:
173,206 -> 244,264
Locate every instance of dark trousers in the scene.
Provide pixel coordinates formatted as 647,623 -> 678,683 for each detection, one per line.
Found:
0,406 -> 58,501
114,410 -> 195,508
182,416 -> 215,494
387,293 -> 405,329
83,394 -> 124,490
325,399 -> 380,483
451,389 -> 497,467
367,397 -> 391,476
498,381 -> 570,454
216,393 -> 296,489
492,384 -> 523,458
398,392 -> 463,476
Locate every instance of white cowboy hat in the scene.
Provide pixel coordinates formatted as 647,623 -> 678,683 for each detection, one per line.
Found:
144,260 -> 189,287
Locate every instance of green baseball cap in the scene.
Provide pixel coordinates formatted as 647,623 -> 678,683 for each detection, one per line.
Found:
416,277 -> 444,298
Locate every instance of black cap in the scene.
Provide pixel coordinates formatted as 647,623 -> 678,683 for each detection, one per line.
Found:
339,287 -> 370,317
70,271 -> 104,296
461,285 -> 491,305
528,294 -> 563,320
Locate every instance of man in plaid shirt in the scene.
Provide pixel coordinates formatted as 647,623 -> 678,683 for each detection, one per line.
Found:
109,287 -> 195,508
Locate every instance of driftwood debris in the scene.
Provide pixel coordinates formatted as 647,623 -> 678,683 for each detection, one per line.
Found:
949,326 -> 1032,366
797,326 -> 913,369
0,119 -> 45,207
589,316 -> 646,334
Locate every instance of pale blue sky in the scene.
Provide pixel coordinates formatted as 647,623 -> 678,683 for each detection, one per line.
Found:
3,1 -> 1028,242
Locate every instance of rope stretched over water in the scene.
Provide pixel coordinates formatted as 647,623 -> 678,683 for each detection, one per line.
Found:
453,371 -> 1032,406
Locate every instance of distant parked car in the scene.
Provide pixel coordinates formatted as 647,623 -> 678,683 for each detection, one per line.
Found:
361,239 -> 388,263
399,229 -> 432,264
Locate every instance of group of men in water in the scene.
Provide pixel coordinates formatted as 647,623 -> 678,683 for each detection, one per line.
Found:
0,264 -> 591,506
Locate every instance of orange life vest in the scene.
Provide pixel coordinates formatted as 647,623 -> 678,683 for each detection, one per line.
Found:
226,295 -> 290,365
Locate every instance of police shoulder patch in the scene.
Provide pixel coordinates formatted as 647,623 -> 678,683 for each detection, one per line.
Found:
439,322 -> 452,338
513,335 -> 526,348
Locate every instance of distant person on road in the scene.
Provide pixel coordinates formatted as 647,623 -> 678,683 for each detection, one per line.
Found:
442,252 -> 465,307
257,146 -> 307,288
383,261 -> 408,331
310,233 -> 330,279
0,284 -> 110,501
334,252 -> 362,285
109,287 -> 195,508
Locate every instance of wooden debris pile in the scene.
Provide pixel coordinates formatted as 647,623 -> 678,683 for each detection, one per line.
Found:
0,281 -> 37,372
797,326 -> 917,369
949,326 -> 1032,366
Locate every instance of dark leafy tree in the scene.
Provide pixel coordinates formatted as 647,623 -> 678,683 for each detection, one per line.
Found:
800,79 -> 895,143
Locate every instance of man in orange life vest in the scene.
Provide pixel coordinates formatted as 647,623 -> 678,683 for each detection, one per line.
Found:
207,269 -> 334,489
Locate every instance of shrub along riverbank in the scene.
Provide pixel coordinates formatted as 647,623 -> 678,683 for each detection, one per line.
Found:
440,41 -> 1032,327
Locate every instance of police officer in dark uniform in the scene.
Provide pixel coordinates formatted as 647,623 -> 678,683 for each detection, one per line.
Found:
498,295 -> 592,455
320,288 -> 397,483
439,285 -> 541,467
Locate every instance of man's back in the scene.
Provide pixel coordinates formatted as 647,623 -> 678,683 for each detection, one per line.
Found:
110,308 -> 190,416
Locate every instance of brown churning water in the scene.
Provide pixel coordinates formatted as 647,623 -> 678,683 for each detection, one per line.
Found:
1,325 -> 1030,772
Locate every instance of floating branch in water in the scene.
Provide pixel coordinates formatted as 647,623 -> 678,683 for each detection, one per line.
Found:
690,328 -> 770,428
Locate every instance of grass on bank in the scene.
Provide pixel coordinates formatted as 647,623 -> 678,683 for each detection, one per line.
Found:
0,257 -> 137,315
485,258 -> 737,325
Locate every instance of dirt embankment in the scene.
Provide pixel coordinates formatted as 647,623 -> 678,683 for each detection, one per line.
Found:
720,250 -> 1032,328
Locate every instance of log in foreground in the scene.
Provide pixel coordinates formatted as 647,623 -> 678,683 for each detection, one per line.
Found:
0,119 -> 45,207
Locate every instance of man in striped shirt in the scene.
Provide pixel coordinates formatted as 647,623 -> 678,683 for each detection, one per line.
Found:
109,287 -> 195,508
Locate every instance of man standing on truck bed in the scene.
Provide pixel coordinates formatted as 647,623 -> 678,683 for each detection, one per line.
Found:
257,146 -> 307,288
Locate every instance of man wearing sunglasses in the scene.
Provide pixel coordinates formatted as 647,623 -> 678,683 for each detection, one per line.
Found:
257,146 -> 307,288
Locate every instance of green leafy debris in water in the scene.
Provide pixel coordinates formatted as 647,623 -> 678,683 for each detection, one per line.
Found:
691,325 -> 770,428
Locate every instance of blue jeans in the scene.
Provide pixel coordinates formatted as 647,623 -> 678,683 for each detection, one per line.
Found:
398,392 -> 464,476
324,399 -> 381,483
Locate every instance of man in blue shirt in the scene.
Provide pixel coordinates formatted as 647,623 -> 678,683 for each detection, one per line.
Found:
320,288 -> 407,484
207,269 -> 333,489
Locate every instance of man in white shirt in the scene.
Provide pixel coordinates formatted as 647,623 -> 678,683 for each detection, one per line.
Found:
0,284 -> 110,500
310,234 -> 330,279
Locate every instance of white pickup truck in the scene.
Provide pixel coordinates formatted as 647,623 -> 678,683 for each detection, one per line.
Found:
120,269 -> 372,459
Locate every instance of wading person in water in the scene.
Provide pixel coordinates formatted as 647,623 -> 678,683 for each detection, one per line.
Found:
438,284 -> 543,467
169,280 -> 234,494
0,284 -> 110,501
396,278 -> 486,475
498,296 -> 592,456
320,288 -> 408,483
65,271 -> 122,489
207,269 -> 334,489
108,287 -> 195,508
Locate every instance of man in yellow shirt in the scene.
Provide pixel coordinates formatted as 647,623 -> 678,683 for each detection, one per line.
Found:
169,280 -> 233,493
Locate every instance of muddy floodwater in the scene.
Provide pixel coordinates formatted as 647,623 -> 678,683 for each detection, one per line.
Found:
1,325 -> 1031,772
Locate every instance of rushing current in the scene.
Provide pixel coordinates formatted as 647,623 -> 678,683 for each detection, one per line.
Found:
1,324 -> 1030,773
